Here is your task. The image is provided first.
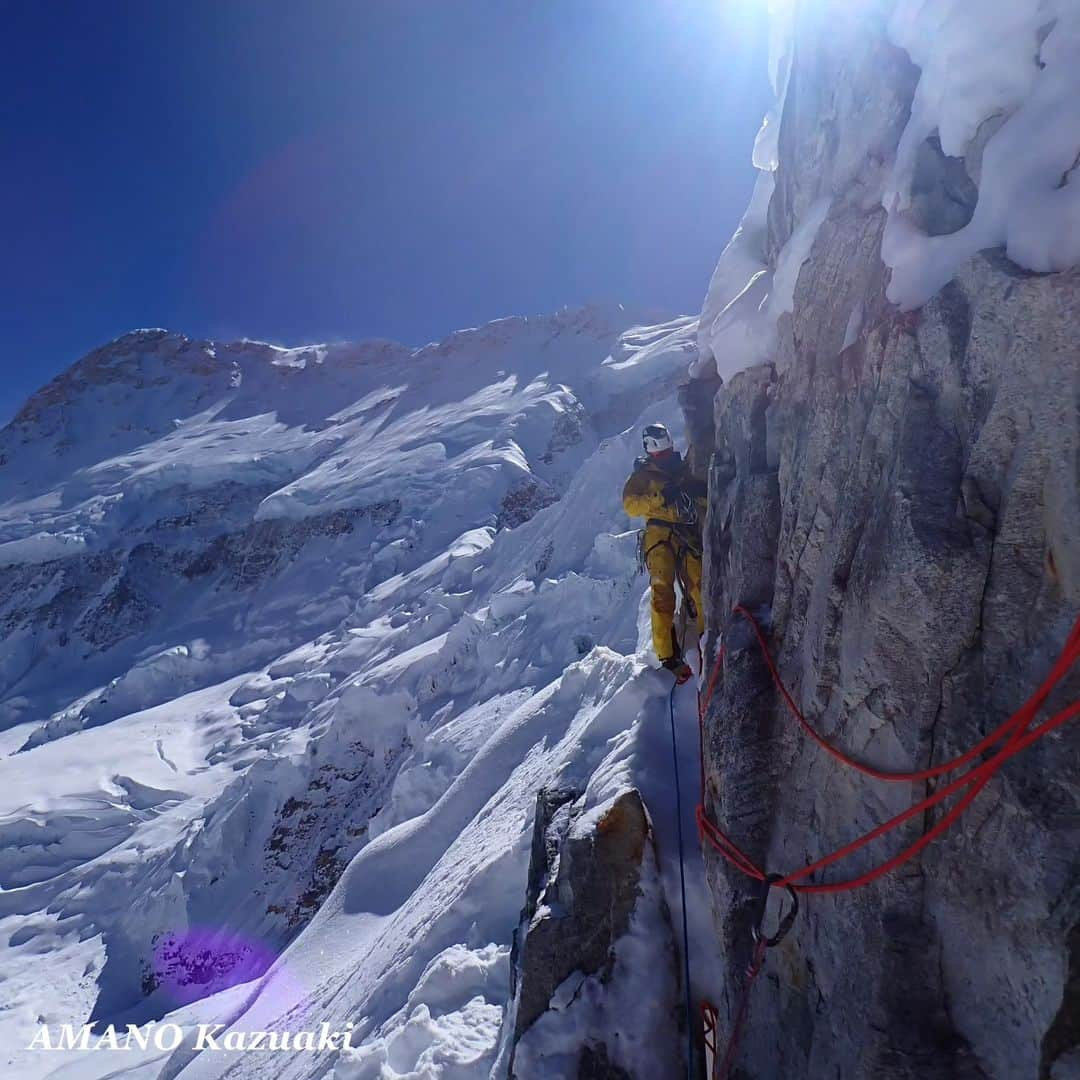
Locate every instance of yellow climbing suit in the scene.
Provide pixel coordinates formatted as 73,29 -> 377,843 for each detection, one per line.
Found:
622,452 -> 707,664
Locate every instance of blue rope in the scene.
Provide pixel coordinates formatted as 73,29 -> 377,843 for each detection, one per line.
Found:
669,682 -> 695,1080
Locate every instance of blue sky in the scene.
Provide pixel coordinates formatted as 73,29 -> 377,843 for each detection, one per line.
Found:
1,0 -> 770,423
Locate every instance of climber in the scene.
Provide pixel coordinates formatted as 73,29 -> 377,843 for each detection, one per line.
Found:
623,423 -> 707,685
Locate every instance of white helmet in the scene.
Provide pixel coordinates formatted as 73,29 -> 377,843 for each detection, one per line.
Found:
642,423 -> 673,455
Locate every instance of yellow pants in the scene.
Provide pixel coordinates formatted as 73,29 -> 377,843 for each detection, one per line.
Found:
644,529 -> 703,663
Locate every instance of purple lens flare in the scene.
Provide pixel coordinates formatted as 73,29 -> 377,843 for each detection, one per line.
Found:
152,925 -> 278,1006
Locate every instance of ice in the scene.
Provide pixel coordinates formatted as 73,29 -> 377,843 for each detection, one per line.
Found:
842,297 -> 865,352
697,177 -> 829,379
694,171 -> 774,378
701,0 -> 1080,378
767,0 -> 797,101
694,0 -> 828,383
884,0 -> 1080,307
751,109 -> 780,172
771,197 -> 832,318
7,0 -> 1076,1072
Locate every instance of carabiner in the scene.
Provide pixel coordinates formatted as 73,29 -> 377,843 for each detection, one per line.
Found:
750,872 -> 799,948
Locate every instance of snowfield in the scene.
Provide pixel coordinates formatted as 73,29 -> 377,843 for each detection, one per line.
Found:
0,307 -> 721,1079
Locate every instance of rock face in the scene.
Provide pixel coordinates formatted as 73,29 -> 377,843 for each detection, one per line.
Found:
506,788 -> 681,1079
693,3 -> 1080,1078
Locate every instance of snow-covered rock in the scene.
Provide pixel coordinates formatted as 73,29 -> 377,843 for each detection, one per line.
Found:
503,787 -> 680,1079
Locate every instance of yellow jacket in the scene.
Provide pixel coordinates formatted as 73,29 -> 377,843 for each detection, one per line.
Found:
622,453 -> 707,542
623,451 -> 707,661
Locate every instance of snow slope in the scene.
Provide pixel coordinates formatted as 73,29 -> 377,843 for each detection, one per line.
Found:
1,308 -> 721,1079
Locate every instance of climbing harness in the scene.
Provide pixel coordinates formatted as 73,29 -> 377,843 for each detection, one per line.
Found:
640,523 -> 702,570
668,682 -> 695,1080
690,604 -> 1080,1075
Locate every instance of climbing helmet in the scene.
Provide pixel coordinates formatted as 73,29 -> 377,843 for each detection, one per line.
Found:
642,423 -> 673,455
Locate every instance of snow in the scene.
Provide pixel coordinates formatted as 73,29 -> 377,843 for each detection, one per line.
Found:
841,296 -> 865,352
693,0 -> 825,381
766,0 -> 797,102
771,197 -> 831,317
701,0 -> 1080,377
751,110 -> 780,173
884,0 -> 1080,307
696,176 -> 829,378
0,308 -> 724,1080
0,309 -> 689,568
21,0 -> 1065,1070
693,171 -> 774,379
341,945 -> 509,1079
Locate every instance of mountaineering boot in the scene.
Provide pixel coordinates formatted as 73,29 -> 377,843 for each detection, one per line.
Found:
663,657 -> 693,686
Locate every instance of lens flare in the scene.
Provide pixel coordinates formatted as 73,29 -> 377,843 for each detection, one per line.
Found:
152,926 -> 277,1008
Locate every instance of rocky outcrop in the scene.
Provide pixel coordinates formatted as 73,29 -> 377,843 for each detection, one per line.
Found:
693,3 -> 1080,1078
0,488 -> 400,744
678,374 -> 723,480
497,479 -> 560,531
505,788 -> 681,1079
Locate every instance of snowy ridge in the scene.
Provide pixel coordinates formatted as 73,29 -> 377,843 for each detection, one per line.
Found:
0,309 -> 721,1079
0,306 -> 678,562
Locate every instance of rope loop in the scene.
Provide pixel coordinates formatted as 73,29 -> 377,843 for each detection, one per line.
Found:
695,607 -> 1080,894
699,607 -> 1077,1079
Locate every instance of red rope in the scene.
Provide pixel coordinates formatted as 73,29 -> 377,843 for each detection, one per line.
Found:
696,804 -> 766,881
733,603 -> 1080,783
695,608 -> 1080,894
700,1001 -> 719,1074
715,936 -> 768,1080
783,697 -> 1080,893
